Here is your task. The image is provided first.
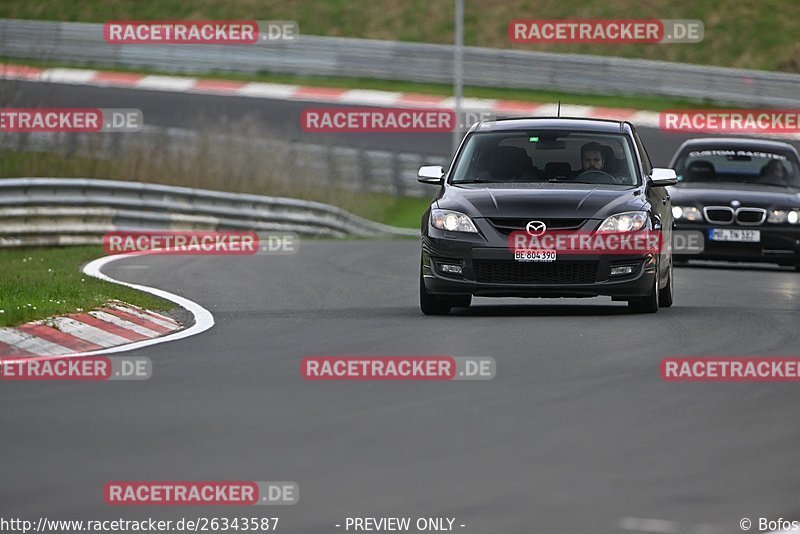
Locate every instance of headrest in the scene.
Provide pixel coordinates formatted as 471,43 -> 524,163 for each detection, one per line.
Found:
685,160 -> 716,181
490,146 -> 531,180
545,162 -> 572,179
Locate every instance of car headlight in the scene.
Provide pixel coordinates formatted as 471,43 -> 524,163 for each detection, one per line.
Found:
767,209 -> 800,224
597,211 -> 649,232
430,209 -> 478,233
672,206 -> 701,221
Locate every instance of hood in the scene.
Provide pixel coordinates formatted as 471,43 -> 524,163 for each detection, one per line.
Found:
438,182 -> 647,219
669,183 -> 800,209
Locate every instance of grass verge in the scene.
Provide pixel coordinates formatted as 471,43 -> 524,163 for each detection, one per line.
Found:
0,0 -> 798,72
0,246 -> 172,327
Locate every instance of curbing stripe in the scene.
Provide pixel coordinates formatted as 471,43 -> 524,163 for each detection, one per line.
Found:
340,89 -> 403,105
47,317 -> 132,348
91,71 -> 145,85
123,304 -> 179,326
101,308 -> 175,335
190,79 -> 248,93
1,63 -> 795,139
17,323 -> 104,352
293,86 -> 349,99
40,68 -> 97,84
76,312 -> 151,341
237,82 -> 299,98
0,340 -> 29,358
0,63 -> 800,139
87,311 -> 159,339
0,328 -> 72,356
136,75 -> 196,91
7,65 -> 798,140
106,304 -> 178,331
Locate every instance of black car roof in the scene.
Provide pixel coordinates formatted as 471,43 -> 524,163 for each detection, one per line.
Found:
675,137 -> 799,154
471,117 -> 634,135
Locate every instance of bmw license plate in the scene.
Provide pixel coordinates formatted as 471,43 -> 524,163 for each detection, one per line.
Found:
709,228 -> 761,242
514,249 -> 557,262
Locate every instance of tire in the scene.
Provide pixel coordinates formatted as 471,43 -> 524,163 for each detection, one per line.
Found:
796,264 -> 800,272
628,266 -> 659,314
419,270 -> 452,315
658,259 -> 674,308
449,294 -> 472,308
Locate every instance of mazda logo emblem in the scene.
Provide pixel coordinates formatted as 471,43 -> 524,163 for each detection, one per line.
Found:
525,220 -> 547,236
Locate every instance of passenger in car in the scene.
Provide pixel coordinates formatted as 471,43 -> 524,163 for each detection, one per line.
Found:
758,159 -> 789,185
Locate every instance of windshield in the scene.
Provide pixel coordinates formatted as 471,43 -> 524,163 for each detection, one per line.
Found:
450,130 -> 639,186
673,148 -> 800,188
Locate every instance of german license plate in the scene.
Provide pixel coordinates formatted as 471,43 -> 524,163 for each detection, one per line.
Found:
708,228 -> 761,242
514,249 -> 557,262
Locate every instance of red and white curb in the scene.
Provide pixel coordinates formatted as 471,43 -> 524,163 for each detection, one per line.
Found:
0,301 -> 180,358
0,63 -> 660,128
6,63 -> 798,140
0,253 -> 215,363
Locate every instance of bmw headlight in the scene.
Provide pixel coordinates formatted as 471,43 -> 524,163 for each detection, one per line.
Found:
767,209 -> 800,224
597,211 -> 649,232
431,209 -> 479,233
672,206 -> 701,221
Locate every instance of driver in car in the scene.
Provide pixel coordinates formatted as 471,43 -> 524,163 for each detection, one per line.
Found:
580,142 -> 606,172
578,142 -> 627,184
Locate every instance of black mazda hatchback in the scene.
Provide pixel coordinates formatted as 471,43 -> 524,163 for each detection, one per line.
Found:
418,117 -> 677,315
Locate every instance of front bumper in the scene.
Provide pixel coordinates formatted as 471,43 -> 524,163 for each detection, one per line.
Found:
675,222 -> 800,264
422,234 -> 657,299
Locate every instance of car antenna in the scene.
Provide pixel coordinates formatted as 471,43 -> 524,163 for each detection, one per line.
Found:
557,100 -> 561,117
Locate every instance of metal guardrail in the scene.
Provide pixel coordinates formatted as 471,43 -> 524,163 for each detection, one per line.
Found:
2,19 -> 800,106
0,178 -> 419,247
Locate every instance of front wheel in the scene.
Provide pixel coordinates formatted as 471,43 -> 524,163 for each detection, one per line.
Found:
628,270 -> 659,314
658,259 -> 674,308
420,274 -> 450,315
419,270 -> 471,315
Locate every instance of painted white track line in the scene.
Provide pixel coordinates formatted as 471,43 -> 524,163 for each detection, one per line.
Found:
1,252 -> 215,364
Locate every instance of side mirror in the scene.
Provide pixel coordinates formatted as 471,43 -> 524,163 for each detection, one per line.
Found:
418,165 -> 445,185
649,168 -> 678,187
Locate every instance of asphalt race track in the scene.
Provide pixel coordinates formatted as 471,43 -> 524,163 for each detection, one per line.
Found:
2,80 -> 800,533
2,242 -> 800,533
7,79 -> 800,161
